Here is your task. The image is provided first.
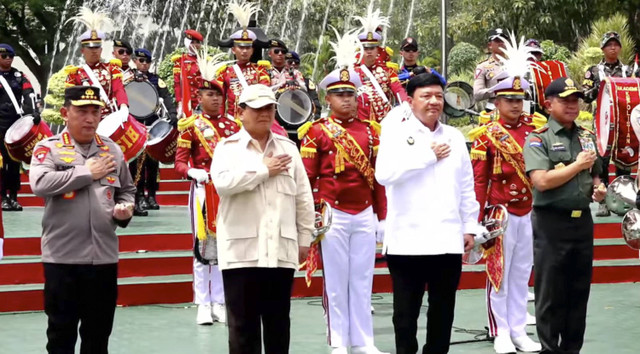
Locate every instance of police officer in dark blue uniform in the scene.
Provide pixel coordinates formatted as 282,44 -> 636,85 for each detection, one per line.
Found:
0,44 -> 37,211
128,48 -> 178,215
285,51 -> 321,120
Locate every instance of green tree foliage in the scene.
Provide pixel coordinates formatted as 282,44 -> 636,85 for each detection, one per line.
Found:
540,40 -> 571,62
41,68 -> 67,125
447,42 -> 481,76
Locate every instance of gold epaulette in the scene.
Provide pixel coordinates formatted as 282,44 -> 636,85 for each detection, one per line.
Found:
467,125 -> 489,142
109,58 -> 122,67
367,120 -> 381,135
470,147 -> 487,161
234,118 -> 242,128
171,54 -> 182,63
257,60 -> 271,69
386,62 -> 399,71
385,46 -> 394,57
216,64 -> 228,76
297,121 -> 314,141
478,111 -> 493,125
178,116 -> 196,132
531,112 -> 547,129
64,65 -> 79,75
177,138 -> 191,149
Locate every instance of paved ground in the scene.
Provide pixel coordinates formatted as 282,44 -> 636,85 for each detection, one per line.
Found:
1,283 -> 638,353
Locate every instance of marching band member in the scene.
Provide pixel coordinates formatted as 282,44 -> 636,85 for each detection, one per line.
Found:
299,29 -> 388,354
216,0 -> 271,120
174,51 -> 237,325
0,43 -> 37,211
469,33 -> 543,354
582,31 -> 633,217
474,28 -> 507,113
64,7 -> 129,120
113,39 -> 135,85
268,39 -> 307,92
172,29 -> 203,119
128,48 -> 178,215
354,4 -> 407,123
286,51 -> 321,119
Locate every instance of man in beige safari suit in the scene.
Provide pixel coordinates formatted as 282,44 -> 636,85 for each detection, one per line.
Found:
211,84 -> 315,354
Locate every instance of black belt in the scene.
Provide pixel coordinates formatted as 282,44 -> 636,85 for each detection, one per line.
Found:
533,206 -> 590,218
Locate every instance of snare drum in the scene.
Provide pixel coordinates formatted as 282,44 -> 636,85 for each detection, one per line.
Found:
276,89 -> 313,130
125,81 -> 160,121
444,81 -> 474,117
530,60 -> 568,108
96,113 -> 148,162
4,115 -> 53,164
146,119 -> 179,163
595,77 -> 640,167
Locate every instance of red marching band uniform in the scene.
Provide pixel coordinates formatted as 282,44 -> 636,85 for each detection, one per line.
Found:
64,61 -> 128,117
172,29 -> 204,118
216,61 -> 271,119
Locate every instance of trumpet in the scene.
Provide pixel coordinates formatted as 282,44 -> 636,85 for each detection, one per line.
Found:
313,200 -> 333,239
605,176 -> 640,249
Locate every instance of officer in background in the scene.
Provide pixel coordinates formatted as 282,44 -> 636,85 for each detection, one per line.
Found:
285,51 -> 321,119
474,29 -> 507,112
113,39 -> 135,85
128,48 -> 178,215
582,31 -> 633,216
398,37 -> 420,86
0,43 -> 37,211
523,77 -> 607,354
29,85 -> 136,354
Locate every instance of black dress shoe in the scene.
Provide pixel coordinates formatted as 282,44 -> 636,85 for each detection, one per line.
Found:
11,198 -> 23,211
147,196 -> 160,210
133,203 -> 148,216
139,197 -> 150,210
2,198 -> 12,211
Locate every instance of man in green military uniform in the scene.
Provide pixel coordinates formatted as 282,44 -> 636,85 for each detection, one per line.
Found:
523,77 -> 607,354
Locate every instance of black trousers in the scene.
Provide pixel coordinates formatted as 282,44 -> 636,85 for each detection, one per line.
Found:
128,153 -> 159,196
222,267 -> 295,354
0,130 -> 21,196
387,254 -> 462,354
598,155 -> 630,186
532,208 -> 593,354
43,263 -> 118,354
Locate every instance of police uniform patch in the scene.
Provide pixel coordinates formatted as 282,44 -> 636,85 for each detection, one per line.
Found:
60,157 -> 76,163
34,146 -> 50,163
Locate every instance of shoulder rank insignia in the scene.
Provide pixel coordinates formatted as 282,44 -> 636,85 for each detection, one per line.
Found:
106,176 -> 116,184
60,157 -> 76,163
533,126 -> 549,134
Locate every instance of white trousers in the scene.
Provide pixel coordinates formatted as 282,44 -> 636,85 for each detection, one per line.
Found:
189,182 -> 225,305
486,212 -> 533,338
321,206 -> 376,348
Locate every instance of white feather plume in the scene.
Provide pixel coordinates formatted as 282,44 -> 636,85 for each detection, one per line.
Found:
66,6 -> 114,33
352,2 -> 390,35
495,31 -> 539,79
227,0 -> 260,29
328,27 -> 362,69
196,48 -> 232,82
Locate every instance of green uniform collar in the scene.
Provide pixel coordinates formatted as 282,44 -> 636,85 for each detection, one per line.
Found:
548,117 -> 577,134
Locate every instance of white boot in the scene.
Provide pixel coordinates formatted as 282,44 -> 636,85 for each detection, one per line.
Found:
196,304 -> 213,325
331,347 -> 348,354
212,303 -> 226,323
512,335 -> 542,352
526,312 -> 536,325
493,335 -> 516,354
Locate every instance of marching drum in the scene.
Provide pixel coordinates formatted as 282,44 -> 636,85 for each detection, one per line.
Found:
125,81 -> 160,121
146,119 -> 179,163
276,89 -> 313,130
595,77 -> 640,168
96,113 -> 148,163
4,115 -> 53,164
530,60 -> 568,108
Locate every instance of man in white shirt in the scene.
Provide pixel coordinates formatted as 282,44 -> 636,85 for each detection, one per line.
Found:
375,72 -> 479,354
210,84 -> 315,354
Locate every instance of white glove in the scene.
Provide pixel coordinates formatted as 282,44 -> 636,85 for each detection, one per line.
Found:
187,168 -> 209,183
376,219 -> 386,243
176,102 -> 184,119
118,104 -> 129,123
0,238 -> 4,261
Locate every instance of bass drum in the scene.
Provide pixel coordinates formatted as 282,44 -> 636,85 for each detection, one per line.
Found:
125,80 -> 160,121
276,89 -> 313,131
4,115 -> 53,164
530,60 -> 568,109
96,112 -> 148,163
595,77 -> 640,168
444,81 -> 474,117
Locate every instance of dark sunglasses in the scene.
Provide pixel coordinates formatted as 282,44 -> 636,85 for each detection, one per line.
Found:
117,48 -> 132,55
287,60 -> 299,66
402,48 -> 418,53
273,48 -> 286,55
0,54 -> 14,59
137,58 -> 151,64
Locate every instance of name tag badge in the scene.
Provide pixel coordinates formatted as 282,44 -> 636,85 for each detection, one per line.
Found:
551,143 -> 566,151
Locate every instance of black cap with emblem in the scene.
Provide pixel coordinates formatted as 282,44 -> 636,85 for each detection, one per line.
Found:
269,39 -> 288,52
544,77 -> 585,99
113,39 -> 133,52
64,86 -> 105,107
